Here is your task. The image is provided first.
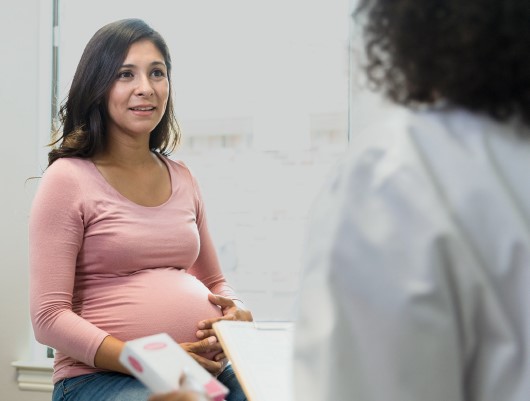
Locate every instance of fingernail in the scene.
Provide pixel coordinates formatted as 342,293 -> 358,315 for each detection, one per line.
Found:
198,322 -> 205,329
207,336 -> 216,344
196,330 -> 203,338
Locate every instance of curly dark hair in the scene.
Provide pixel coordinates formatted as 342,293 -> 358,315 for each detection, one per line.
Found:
355,0 -> 530,125
48,18 -> 180,166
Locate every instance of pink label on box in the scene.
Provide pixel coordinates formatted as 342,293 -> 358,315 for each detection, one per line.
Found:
143,342 -> 168,351
128,356 -> 143,373
204,378 -> 229,401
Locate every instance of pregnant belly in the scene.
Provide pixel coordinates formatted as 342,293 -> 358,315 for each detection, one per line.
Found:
77,268 -> 223,356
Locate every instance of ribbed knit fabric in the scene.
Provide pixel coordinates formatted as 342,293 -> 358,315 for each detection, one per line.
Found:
30,156 -> 238,383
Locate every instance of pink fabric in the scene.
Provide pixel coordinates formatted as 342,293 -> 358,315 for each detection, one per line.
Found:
29,156 -> 239,383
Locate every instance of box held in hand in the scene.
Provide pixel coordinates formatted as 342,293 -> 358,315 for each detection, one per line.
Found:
119,332 -> 229,401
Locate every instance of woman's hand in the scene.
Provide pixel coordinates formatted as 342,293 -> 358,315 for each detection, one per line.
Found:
179,336 -> 226,376
196,294 -> 253,340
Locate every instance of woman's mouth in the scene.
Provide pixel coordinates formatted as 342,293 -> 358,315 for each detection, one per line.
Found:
130,106 -> 155,111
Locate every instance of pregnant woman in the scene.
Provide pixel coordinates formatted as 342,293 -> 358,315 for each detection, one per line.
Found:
29,18 -> 252,401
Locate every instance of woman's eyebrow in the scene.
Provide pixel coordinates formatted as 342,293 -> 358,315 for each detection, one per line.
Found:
119,61 -> 167,68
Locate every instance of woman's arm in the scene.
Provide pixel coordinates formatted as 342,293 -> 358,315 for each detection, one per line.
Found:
185,172 -> 252,324
94,336 -> 129,374
93,335 -> 226,376
29,161 -> 110,367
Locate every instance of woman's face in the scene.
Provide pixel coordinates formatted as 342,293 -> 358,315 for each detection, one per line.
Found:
105,39 -> 169,142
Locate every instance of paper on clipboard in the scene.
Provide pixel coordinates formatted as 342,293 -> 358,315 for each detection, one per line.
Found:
213,321 -> 295,401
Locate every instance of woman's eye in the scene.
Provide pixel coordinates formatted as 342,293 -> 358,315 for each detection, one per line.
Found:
118,71 -> 133,79
152,69 -> 166,78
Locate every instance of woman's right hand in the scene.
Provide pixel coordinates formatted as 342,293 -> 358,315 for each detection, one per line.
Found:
179,337 -> 225,376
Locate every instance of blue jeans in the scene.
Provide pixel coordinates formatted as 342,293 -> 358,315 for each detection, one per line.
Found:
52,365 -> 246,401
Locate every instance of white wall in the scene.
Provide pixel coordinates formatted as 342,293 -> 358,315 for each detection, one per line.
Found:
0,0 -> 50,399
0,2 -> 390,399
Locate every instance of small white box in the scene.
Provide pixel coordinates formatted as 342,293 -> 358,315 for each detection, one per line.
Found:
119,333 -> 229,401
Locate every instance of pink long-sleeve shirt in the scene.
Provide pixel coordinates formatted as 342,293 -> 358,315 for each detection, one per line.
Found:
29,156 -> 238,383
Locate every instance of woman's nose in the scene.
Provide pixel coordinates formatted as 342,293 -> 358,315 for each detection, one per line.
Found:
135,74 -> 154,97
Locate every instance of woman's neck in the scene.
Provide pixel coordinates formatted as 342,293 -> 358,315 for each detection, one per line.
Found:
93,137 -> 158,169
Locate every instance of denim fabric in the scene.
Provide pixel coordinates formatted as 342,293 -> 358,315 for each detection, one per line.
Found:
52,365 -> 246,401
218,364 -> 247,401
52,372 -> 150,401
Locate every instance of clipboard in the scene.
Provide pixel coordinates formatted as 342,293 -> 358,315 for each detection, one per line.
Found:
213,321 -> 295,401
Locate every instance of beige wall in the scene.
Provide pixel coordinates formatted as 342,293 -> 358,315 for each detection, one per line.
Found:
0,0 -> 50,399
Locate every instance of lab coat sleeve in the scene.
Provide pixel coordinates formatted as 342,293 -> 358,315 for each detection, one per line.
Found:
294,143 -> 475,401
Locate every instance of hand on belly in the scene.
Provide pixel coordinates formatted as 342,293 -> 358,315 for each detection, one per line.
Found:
79,268 -> 224,359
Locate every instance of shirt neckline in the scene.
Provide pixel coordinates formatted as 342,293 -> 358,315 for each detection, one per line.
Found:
88,153 -> 176,209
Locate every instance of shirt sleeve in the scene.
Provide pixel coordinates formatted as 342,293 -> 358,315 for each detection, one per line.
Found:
294,144 -> 475,401
185,171 -> 241,302
29,160 -> 109,367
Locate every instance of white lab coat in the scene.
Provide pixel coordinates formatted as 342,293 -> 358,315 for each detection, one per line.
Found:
294,108 -> 530,401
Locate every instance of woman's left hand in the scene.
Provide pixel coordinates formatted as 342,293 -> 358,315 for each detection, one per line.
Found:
196,294 -> 253,339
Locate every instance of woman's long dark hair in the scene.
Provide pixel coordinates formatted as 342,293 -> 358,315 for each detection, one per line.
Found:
355,0 -> 530,126
48,18 -> 180,166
